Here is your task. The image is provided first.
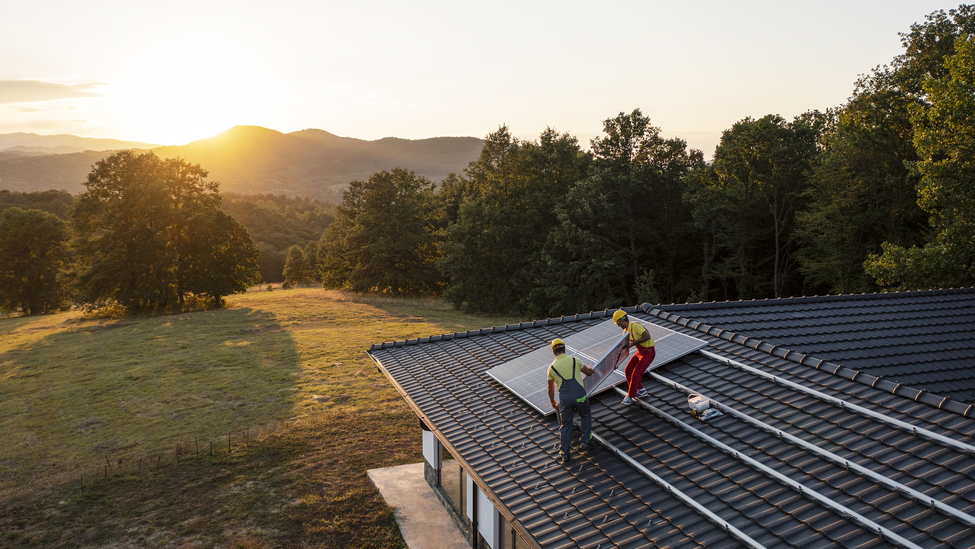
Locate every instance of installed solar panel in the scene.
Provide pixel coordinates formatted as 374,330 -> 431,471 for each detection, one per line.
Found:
486,318 -> 708,415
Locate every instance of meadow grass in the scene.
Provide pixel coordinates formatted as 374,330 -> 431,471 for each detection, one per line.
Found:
0,287 -> 519,548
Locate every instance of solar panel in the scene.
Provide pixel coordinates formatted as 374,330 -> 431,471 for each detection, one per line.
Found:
486,318 -> 708,415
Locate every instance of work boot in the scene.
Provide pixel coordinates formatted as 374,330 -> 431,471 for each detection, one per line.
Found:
621,396 -> 633,405
559,451 -> 571,464
636,389 -> 648,398
580,435 -> 594,450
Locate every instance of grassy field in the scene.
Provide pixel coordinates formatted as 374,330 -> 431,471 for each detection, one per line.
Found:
0,287 -> 518,548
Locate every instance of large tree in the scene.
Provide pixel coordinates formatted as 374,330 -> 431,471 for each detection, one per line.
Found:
72,150 -> 257,311
593,109 -> 701,303
440,127 -> 590,314
683,163 -> 728,301
797,5 -> 975,294
256,242 -> 287,284
0,207 -> 71,315
865,35 -> 975,288
532,110 -> 702,312
183,209 -> 261,306
795,101 -> 926,294
686,113 -> 822,299
319,168 -> 442,295
533,168 -> 630,314
283,244 -> 314,286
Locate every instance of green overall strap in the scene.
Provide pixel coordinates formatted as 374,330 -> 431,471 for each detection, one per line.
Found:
571,358 -> 587,403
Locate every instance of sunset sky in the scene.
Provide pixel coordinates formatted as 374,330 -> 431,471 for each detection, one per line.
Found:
0,1 -> 954,157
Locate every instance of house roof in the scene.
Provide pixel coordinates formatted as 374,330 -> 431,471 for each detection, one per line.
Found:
654,288 -> 975,404
368,290 -> 975,549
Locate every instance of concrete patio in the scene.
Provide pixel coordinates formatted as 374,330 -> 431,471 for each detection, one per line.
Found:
367,462 -> 468,549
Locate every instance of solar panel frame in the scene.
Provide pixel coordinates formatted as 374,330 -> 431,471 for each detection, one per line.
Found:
486,318 -> 708,415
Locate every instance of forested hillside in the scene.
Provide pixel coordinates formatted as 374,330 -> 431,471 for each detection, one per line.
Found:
220,193 -> 335,283
0,189 -> 74,218
0,150 -> 115,194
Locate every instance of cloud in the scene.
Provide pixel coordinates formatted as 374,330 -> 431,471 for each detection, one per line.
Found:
0,80 -> 104,104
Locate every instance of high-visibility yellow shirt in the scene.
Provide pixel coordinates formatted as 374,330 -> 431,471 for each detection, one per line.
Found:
627,321 -> 655,349
547,354 -> 585,389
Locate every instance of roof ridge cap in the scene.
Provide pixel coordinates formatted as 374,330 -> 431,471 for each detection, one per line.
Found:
368,307 -> 632,351
654,287 -> 975,311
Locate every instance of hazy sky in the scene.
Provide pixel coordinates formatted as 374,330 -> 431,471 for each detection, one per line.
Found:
0,1 -> 957,157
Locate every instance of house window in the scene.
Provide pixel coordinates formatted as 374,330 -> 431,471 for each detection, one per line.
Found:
439,440 -> 466,519
499,514 -> 529,549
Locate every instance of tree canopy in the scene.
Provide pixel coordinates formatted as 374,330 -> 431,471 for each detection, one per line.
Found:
283,245 -> 314,286
72,151 -> 259,311
865,34 -> 975,288
0,207 -> 71,315
439,126 -> 591,314
0,189 -> 75,219
688,113 -> 823,299
319,168 -> 442,295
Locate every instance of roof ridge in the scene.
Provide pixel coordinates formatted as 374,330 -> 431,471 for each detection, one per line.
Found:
367,305 -> 645,351
653,287 -> 975,311
644,304 -> 975,418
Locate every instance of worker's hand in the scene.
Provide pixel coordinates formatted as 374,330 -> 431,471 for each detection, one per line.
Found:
550,398 -> 557,409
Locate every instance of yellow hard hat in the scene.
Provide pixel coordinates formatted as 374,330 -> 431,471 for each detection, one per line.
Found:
550,338 -> 565,352
613,310 -> 628,324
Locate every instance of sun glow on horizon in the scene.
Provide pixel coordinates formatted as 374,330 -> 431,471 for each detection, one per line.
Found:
0,1 -> 955,155
106,42 -> 285,146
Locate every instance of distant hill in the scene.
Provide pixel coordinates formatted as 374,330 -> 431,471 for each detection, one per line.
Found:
1,145 -> 93,156
0,150 -> 116,194
0,127 -> 484,201
0,132 -> 160,153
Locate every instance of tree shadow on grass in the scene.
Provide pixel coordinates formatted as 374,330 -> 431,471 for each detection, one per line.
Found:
0,306 -> 300,493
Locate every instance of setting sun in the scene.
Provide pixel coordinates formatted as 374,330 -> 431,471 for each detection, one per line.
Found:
109,43 -> 270,145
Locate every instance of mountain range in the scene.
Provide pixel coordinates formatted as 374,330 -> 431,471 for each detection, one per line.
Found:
0,132 -> 161,155
0,126 -> 484,201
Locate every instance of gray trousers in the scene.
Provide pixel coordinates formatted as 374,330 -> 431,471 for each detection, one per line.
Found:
558,396 -> 592,457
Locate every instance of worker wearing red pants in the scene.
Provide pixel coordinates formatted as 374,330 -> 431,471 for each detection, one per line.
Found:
613,310 -> 656,405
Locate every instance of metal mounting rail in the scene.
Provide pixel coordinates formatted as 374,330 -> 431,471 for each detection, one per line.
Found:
651,372 -> 975,529
613,387 -> 926,549
698,349 -> 975,457
590,430 -> 767,549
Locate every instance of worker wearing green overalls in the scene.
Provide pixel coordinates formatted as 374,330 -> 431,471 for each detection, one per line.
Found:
546,338 -> 595,463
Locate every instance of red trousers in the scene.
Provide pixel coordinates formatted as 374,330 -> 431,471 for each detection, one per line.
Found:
624,346 -> 656,398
